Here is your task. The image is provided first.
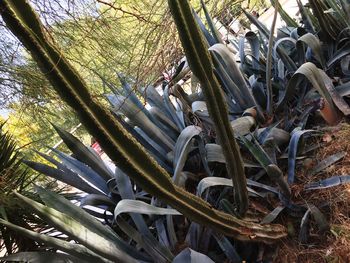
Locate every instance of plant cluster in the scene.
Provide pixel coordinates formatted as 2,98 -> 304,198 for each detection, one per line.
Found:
0,0 -> 350,262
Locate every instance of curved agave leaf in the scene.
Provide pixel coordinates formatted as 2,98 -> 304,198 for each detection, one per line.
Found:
0,252 -> 82,263
245,31 -> 260,74
297,33 -> 325,67
114,199 -> 181,218
209,43 -> 256,108
277,62 -> 350,116
173,126 -> 202,186
205,143 -> 261,168
327,42 -> 350,68
173,248 -> 214,263
0,219 -> 110,263
196,177 -> 270,198
287,129 -> 314,184
116,217 -> 172,263
242,9 -> 297,72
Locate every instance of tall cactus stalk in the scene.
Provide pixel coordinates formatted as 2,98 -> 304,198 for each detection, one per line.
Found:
168,0 -> 249,216
0,0 -> 286,243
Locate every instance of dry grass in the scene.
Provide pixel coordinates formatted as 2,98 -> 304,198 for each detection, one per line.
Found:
275,123 -> 350,262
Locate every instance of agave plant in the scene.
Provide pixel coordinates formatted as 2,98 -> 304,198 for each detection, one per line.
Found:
1,0 -> 350,262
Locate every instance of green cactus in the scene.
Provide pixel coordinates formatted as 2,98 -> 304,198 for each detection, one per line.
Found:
168,0 -> 249,216
0,0 -> 286,243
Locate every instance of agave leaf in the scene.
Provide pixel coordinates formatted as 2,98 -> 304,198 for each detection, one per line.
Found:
299,209 -> 311,242
309,204 -> 329,233
238,135 -> 272,167
110,94 -> 175,151
173,126 -> 202,186
325,0 -> 350,27
288,129 -> 314,184
266,1 -> 278,115
51,149 -> 109,194
296,0 -> 315,33
196,177 -> 274,197
270,0 -> 298,27
113,114 -> 172,173
173,248 -> 214,263
209,43 -> 256,108
117,74 -> 148,115
115,167 -> 175,262
149,106 -> 180,140
0,219 -> 109,263
0,252 -> 81,263
115,198 -> 180,255
327,42 -> 350,68
114,167 -> 172,257
163,85 -> 186,130
52,125 -> 114,181
114,199 -> 181,218
200,0 -> 222,44
261,206 -> 285,224
205,143 -> 260,168
24,161 -> 102,195
304,175 -> 350,190
277,62 -> 350,116
155,218 -> 170,247
245,31 -> 261,74
139,85 -> 165,113
341,55 -> 350,75
14,191 -> 138,263
80,194 -> 116,208
242,9 -> 297,72
257,126 -> 290,146
309,0 -> 343,40
33,186 -> 149,261
297,33 -> 325,67
310,151 -> 346,176
192,9 -> 216,46
116,217 -> 173,263
212,233 -> 241,263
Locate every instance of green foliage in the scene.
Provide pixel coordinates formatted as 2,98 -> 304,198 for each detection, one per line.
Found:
1,0 -> 350,261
